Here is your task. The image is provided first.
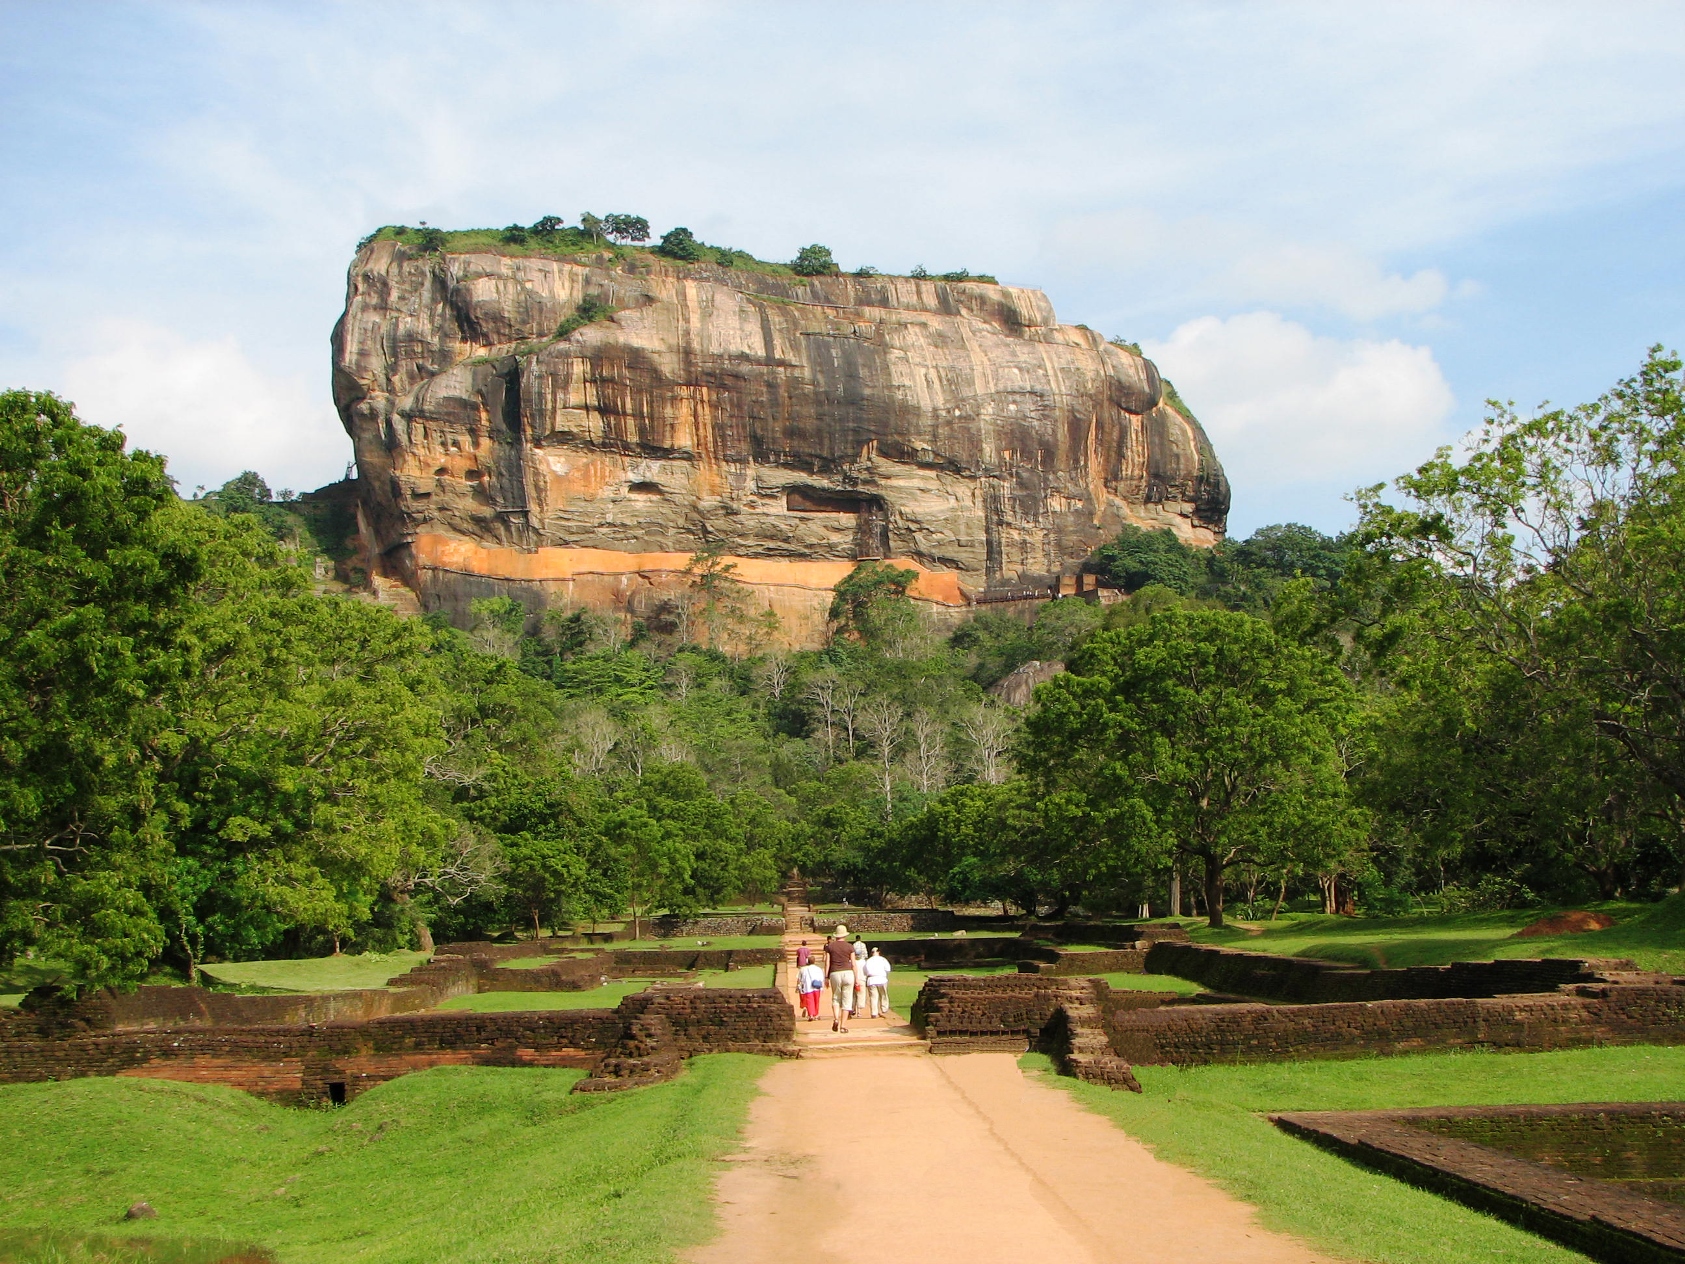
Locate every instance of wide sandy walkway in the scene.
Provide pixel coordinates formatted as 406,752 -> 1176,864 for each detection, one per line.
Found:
688,1052 -> 1335,1264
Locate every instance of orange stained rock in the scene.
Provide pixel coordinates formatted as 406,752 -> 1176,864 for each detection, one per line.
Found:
409,534 -> 974,606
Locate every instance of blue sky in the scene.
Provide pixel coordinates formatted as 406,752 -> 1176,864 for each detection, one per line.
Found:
3,2 -> 1683,536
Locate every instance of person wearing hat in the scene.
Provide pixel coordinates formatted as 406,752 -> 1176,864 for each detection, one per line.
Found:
822,923 -> 856,1032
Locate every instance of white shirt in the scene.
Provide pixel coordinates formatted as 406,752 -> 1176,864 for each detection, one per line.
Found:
853,940 -> 868,964
861,955 -> 891,986
797,963 -> 825,993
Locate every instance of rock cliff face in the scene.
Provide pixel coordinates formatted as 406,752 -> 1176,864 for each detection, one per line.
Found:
332,241 -> 1229,646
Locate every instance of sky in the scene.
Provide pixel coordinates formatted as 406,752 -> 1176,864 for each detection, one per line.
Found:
3,2 -> 1683,537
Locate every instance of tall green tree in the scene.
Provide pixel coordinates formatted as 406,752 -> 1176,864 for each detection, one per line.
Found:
1355,347 -> 1685,888
0,391 -> 200,988
1020,608 -> 1365,926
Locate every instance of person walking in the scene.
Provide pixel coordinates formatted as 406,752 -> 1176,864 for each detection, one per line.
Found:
823,925 -> 856,1033
796,946 -> 824,1021
862,945 -> 892,1018
851,934 -> 868,1018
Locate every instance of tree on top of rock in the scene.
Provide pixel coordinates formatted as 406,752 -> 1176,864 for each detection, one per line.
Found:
792,244 -> 839,276
656,226 -> 704,261
603,214 -> 650,243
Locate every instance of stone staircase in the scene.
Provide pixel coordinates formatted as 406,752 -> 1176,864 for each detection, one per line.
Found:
778,879 -> 929,1058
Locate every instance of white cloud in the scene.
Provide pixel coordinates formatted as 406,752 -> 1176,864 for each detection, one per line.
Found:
58,321 -> 349,495
1049,212 -> 1453,322
1144,312 -> 1455,508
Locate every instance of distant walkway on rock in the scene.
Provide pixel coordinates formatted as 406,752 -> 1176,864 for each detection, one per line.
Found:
688,1052 -> 1335,1264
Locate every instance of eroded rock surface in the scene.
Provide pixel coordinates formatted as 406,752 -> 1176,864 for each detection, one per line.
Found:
332,242 -> 1229,645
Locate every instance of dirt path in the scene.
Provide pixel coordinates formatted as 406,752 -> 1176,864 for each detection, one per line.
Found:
687,1052 -> 1336,1264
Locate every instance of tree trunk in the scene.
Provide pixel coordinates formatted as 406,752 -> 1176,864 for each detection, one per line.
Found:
1203,856 -> 1226,928
1320,873 -> 1338,915
532,910 -> 542,943
1271,873 -> 1288,921
414,918 -> 435,955
1169,866 -> 1182,919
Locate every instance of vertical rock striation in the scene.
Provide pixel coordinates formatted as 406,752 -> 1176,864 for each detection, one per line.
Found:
332,241 -> 1229,645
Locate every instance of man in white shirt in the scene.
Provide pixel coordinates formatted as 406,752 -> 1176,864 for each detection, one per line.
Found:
862,946 -> 892,1018
852,935 -> 869,1017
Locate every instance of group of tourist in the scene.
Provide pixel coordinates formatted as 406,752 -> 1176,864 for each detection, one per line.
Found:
794,924 -> 892,1032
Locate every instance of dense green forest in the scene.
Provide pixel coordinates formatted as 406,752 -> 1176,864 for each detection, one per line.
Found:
3,350 -> 1683,993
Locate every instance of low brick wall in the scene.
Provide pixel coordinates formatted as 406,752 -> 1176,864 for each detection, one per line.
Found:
0,983 -> 451,1039
0,989 -> 797,1103
911,975 -> 1145,1089
1031,922 -> 1192,947
476,958 -> 609,993
1273,1104 -> 1685,1262
1106,985 -> 1685,1066
1145,941 -> 1633,1004
1018,949 -> 1150,976
650,914 -> 786,938
876,938 -> 1030,967
804,910 -> 957,935
609,948 -> 782,972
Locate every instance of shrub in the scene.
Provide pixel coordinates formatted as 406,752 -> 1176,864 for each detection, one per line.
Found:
530,215 -> 565,235
415,227 -> 447,253
939,268 -> 970,282
501,223 -> 529,244
909,264 -> 929,278
791,244 -> 838,276
853,265 -> 880,277
603,214 -> 650,243
555,297 -> 615,339
657,227 -> 704,260
715,247 -> 738,267
1440,875 -> 1540,912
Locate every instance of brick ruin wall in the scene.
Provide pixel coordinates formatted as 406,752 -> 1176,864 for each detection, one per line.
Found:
0,989 -> 795,1103
649,914 -> 787,937
800,910 -> 958,935
1144,941 -> 1640,1004
1272,1104 -> 1685,1262
1106,985 -> 1685,1066
914,973 -> 1685,1076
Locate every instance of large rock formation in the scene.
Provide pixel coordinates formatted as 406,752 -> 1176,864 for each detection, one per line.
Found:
332,240 -> 1228,646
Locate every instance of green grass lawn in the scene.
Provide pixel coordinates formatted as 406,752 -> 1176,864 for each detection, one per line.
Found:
0,1056 -> 771,1264
1098,971 -> 1205,996
1186,894 -> 1685,975
196,953 -> 429,994
1033,1043 -> 1685,1264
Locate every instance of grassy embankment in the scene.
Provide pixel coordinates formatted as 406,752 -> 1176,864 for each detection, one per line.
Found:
0,1056 -> 770,1264
359,226 -> 998,285
1033,1043 -> 1685,1264
196,954 -> 428,994
1186,894 -> 1685,974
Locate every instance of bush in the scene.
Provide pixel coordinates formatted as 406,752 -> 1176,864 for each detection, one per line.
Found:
531,215 -> 564,235
414,227 -> 447,253
555,297 -> 615,339
939,268 -> 970,282
501,223 -> 529,244
657,227 -> 704,260
909,265 -> 929,278
1090,524 -> 1204,595
604,214 -> 650,243
791,244 -> 839,276
1439,875 -> 1540,912
854,265 -> 879,277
